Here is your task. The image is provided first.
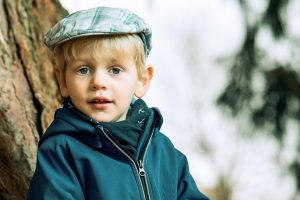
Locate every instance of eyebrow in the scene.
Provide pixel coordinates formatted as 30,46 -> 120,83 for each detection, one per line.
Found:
107,57 -> 123,64
69,55 -> 127,66
67,58 -> 92,68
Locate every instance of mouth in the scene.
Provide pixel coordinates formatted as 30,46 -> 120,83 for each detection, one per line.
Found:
88,97 -> 113,104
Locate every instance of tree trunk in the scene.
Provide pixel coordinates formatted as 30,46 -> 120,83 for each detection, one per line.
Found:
0,0 -> 67,199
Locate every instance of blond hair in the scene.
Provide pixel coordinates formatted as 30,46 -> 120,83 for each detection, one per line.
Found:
52,34 -> 146,79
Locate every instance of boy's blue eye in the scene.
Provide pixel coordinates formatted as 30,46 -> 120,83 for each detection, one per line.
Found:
78,67 -> 90,75
110,67 -> 122,75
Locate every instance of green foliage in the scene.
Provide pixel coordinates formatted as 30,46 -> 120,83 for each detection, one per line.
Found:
218,0 -> 297,138
217,26 -> 258,114
252,67 -> 300,140
263,0 -> 287,38
217,0 -> 300,196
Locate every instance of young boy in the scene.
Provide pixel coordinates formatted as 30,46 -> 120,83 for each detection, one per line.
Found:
27,6 -> 209,200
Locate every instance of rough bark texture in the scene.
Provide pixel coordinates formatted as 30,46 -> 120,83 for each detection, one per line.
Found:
0,0 -> 67,199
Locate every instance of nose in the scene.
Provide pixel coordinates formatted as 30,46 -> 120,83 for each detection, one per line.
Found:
90,70 -> 107,90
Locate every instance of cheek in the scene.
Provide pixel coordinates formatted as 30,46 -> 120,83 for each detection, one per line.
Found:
65,76 -> 84,95
128,80 -> 140,94
114,81 -> 137,101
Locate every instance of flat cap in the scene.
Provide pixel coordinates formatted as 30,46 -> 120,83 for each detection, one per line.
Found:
44,6 -> 152,56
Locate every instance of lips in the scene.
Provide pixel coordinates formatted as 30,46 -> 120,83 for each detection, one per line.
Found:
88,96 -> 113,110
88,97 -> 113,104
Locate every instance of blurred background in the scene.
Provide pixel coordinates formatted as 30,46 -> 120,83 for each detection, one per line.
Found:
60,0 -> 300,199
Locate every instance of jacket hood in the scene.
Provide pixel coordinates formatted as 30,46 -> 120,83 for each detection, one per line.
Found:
39,99 -> 163,150
40,107 -> 103,149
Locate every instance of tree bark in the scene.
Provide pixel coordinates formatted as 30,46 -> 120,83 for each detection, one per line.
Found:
0,0 -> 67,199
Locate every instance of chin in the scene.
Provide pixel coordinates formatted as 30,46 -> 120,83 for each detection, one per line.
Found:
88,112 -> 126,123
91,116 -> 118,123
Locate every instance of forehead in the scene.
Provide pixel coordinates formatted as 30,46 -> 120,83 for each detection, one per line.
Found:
64,36 -> 143,59
72,37 -> 136,60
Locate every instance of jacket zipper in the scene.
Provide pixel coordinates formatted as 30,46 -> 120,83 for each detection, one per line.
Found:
99,126 -> 154,200
138,160 -> 150,200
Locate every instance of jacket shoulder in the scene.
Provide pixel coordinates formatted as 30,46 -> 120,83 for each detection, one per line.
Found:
38,133 -> 80,153
151,130 -> 186,160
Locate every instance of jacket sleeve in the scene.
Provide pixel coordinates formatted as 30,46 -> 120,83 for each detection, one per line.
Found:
177,153 -> 209,200
27,135 -> 84,200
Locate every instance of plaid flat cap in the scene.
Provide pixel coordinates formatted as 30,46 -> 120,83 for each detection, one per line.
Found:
44,6 -> 152,56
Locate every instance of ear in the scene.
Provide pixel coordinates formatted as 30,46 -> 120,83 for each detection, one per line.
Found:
54,68 -> 69,97
134,65 -> 154,98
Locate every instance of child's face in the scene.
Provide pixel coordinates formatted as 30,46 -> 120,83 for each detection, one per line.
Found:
56,46 -> 152,122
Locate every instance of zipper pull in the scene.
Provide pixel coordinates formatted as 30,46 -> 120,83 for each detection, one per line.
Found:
138,160 -> 146,176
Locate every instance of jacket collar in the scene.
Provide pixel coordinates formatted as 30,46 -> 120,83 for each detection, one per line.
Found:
39,107 -> 103,149
39,99 -> 163,150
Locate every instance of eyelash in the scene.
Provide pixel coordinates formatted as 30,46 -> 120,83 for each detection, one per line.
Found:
109,67 -> 123,75
76,66 -> 124,75
77,67 -> 91,75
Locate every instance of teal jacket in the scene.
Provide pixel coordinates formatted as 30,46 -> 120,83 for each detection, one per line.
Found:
27,101 -> 209,200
